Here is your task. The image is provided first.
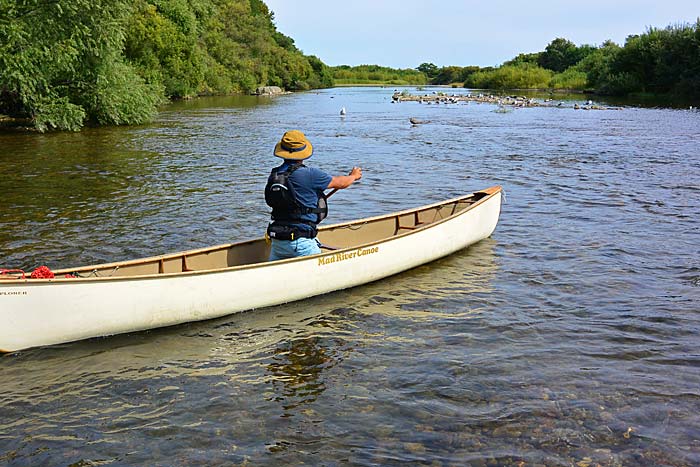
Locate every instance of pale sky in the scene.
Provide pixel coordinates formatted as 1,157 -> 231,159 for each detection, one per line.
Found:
264,0 -> 699,68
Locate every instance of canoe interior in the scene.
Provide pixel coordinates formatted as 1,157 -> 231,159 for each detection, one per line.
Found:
2,190 -> 495,281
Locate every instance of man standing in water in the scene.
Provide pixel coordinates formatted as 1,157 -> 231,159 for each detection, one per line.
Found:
265,130 -> 362,261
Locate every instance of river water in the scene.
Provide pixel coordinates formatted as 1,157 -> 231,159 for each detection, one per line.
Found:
1,87 -> 699,466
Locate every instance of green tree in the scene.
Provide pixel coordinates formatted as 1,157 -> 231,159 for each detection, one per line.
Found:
432,66 -> 464,84
504,52 -> 541,67
306,55 -> 334,88
669,19 -> 700,97
576,21 -> 700,98
538,38 -> 581,72
0,0 -> 335,131
417,62 -> 438,78
197,0 -> 331,93
125,0 -> 208,98
0,0 -> 163,131
613,23 -> 700,96
575,40 -> 621,91
331,64 -> 427,85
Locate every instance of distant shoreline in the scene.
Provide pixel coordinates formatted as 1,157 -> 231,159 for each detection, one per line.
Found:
332,83 -> 589,93
2,86 -> 691,133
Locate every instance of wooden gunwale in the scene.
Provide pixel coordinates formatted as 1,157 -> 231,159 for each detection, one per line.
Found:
1,186 -> 501,284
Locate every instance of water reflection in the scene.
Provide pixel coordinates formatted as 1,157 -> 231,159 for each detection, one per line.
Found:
266,335 -> 343,415
0,241 -> 501,465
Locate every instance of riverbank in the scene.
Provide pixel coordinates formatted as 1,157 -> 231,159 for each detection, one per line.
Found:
0,115 -> 34,132
333,80 -> 424,86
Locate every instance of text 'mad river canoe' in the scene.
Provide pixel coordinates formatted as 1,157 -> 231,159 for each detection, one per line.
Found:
0,186 -> 502,353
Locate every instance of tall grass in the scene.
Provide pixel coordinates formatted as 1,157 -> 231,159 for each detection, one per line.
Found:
549,68 -> 589,90
465,64 -> 553,89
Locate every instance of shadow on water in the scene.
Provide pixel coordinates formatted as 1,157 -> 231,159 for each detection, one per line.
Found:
162,94 -> 277,111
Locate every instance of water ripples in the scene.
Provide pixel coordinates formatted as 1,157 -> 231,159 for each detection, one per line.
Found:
2,88 -> 700,466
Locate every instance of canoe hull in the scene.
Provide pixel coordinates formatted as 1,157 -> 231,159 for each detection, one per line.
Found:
1,189 -> 501,352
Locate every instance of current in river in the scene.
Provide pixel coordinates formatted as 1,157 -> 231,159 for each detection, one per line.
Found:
1,87 -> 699,466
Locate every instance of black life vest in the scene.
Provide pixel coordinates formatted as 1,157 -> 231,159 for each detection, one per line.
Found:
265,163 -> 328,226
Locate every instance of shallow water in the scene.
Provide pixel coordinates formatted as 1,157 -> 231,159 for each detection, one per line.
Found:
1,87 -> 699,466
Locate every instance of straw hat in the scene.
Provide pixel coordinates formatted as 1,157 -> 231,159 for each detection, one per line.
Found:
273,130 -> 313,160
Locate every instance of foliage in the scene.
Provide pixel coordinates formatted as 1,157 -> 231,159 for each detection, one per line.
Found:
416,62 -> 439,79
0,0 -> 334,131
612,22 -> 700,97
431,66 -> 482,85
126,0 -> 334,96
306,55 -> 335,88
465,63 -> 553,89
124,0 -> 208,98
335,63 -> 478,86
538,38 -> 594,72
503,52 -> 541,67
575,21 -> 700,98
331,64 -> 428,85
3,3 -> 696,131
460,21 -> 700,99
0,0 -> 162,131
574,40 -> 623,94
89,59 -> 165,125
31,97 -> 87,133
548,68 -> 588,90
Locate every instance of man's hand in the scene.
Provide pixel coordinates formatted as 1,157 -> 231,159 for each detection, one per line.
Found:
328,167 -> 363,190
349,167 -> 362,181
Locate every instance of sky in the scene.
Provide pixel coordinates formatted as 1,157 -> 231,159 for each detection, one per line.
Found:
264,0 -> 699,69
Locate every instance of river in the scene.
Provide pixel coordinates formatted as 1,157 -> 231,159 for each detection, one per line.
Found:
1,87 -> 699,466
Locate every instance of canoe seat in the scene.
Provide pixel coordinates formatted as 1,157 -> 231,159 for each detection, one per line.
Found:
159,256 -> 193,273
394,209 -> 432,234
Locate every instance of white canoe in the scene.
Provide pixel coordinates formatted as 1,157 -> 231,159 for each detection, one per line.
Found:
0,186 -> 502,352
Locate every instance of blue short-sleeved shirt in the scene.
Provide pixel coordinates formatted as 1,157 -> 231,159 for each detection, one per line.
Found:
276,161 -> 332,226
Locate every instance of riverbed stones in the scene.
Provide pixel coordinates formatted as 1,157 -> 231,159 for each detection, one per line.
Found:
393,91 -> 622,111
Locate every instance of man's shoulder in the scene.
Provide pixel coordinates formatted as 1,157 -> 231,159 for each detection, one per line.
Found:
289,164 -> 332,191
296,164 -> 330,178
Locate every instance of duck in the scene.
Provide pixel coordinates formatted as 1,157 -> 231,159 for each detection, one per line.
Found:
409,117 -> 431,125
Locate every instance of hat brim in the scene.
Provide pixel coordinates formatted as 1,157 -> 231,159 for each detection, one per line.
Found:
274,141 -> 313,160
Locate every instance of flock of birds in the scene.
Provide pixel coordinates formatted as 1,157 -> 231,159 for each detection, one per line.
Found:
335,93 -> 696,122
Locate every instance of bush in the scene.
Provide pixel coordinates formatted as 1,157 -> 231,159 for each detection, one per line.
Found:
549,68 -> 589,90
88,60 -> 165,125
0,0 -> 163,131
32,97 -> 87,132
0,0 -> 335,131
330,65 -> 428,85
465,64 -> 552,89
